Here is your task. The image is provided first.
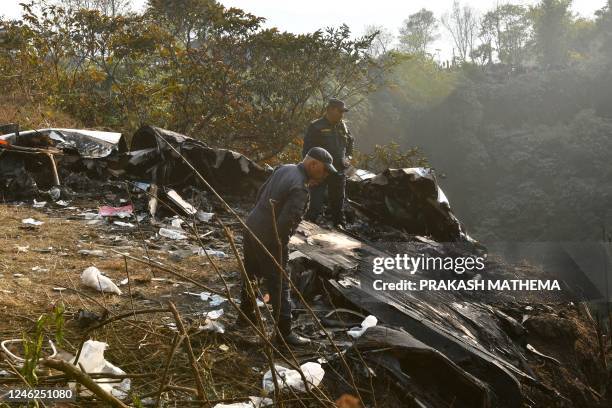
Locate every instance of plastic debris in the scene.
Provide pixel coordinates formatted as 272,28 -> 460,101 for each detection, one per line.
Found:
199,320 -> 225,334
22,218 -> 44,226
81,266 -> 122,295
347,315 -> 378,339
170,217 -> 184,229
196,210 -> 215,222
71,340 -> 130,399
99,204 -> 133,218
56,200 -> 70,206
209,294 -> 229,307
1,339 -> 58,363
197,248 -> 227,258
78,249 -> 106,257
33,199 -> 47,208
204,309 -> 224,319
159,227 -> 187,240
32,266 -> 49,272
212,396 -> 272,408
113,221 -> 134,228
262,362 -> 325,393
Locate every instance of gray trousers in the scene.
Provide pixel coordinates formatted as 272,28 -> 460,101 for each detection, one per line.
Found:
239,233 -> 292,336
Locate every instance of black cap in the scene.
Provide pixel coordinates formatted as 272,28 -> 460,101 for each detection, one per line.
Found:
306,147 -> 338,174
327,98 -> 349,112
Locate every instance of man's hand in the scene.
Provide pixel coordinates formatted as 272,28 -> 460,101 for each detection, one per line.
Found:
343,156 -> 352,168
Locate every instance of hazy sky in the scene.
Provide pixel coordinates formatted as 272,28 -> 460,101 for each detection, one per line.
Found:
2,0 -> 608,59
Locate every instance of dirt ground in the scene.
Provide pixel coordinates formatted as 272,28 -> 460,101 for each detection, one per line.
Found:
0,201 -> 610,407
0,201 -> 275,406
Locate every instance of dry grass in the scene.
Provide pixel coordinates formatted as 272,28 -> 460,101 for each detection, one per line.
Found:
0,95 -> 82,130
0,202 -> 268,406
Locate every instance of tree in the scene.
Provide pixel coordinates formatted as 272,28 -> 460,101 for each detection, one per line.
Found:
398,8 -> 437,56
480,4 -> 532,66
7,1 -> 398,160
441,1 -> 479,62
54,0 -> 132,16
363,24 -> 395,57
531,0 -> 573,67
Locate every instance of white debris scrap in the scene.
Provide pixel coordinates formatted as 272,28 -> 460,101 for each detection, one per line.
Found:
22,218 -> 44,226
71,340 -> 130,399
199,320 -> 225,334
209,294 -> 229,307
197,248 -> 227,258
113,221 -> 134,228
78,249 -> 106,257
81,266 -> 122,295
262,362 -> 324,393
196,210 -> 215,222
203,309 -> 224,319
33,199 -> 47,208
347,315 -> 378,339
184,291 -> 212,301
159,227 -> 187,240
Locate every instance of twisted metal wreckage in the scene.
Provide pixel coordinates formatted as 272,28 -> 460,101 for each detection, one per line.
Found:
0,125 -> 593,407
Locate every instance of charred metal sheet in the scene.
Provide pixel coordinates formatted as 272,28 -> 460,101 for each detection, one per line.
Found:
0,128 -> 127,196
352,326 -> 491,408
128,125 -> 270,195
0,128 -> 126,158
289,221 -> 535,408
347,167 -> 470,242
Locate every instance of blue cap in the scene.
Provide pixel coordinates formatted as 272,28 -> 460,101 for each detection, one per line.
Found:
306,147 -> 338,174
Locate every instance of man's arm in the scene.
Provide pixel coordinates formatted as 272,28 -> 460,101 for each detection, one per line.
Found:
346,130 -> 354,157
302,123 -> 319,158
344,123 -> 354,157
276,187 -> 309,244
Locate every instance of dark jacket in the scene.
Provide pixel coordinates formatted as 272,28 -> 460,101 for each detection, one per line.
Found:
302,117 -> 354,170
246,163 -> 309,249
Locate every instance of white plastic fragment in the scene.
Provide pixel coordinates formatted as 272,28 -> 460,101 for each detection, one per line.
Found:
204,309 -> 224,319
71,340 -> 130,398
347,315 -> 378,339
78,249 -> 106,257
159,227 -> 187,240
113,221 -> 134,228
22,218 -> 44,226
199,320 -> 225,334
197,248 -> 227,258
170,218 -> 184,229
212,396 -> 272,408
196,211 -> 215,222
262,362 -> 325,393
81,266 -> 122,295
184,291 -> 212,301
209,294 -> 229,307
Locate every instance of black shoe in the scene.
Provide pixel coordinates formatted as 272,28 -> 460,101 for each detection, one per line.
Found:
279,332 -> 311,346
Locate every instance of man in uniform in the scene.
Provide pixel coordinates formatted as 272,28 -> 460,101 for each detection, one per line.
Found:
302,98 -> 354,226
239,147 -> 337,346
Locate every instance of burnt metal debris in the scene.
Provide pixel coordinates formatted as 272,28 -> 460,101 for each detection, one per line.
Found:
0,124 -> 602,407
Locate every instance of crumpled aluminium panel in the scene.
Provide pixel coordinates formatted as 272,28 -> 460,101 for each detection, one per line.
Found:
127,125 -> 270,194
347,167 -> 471,242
